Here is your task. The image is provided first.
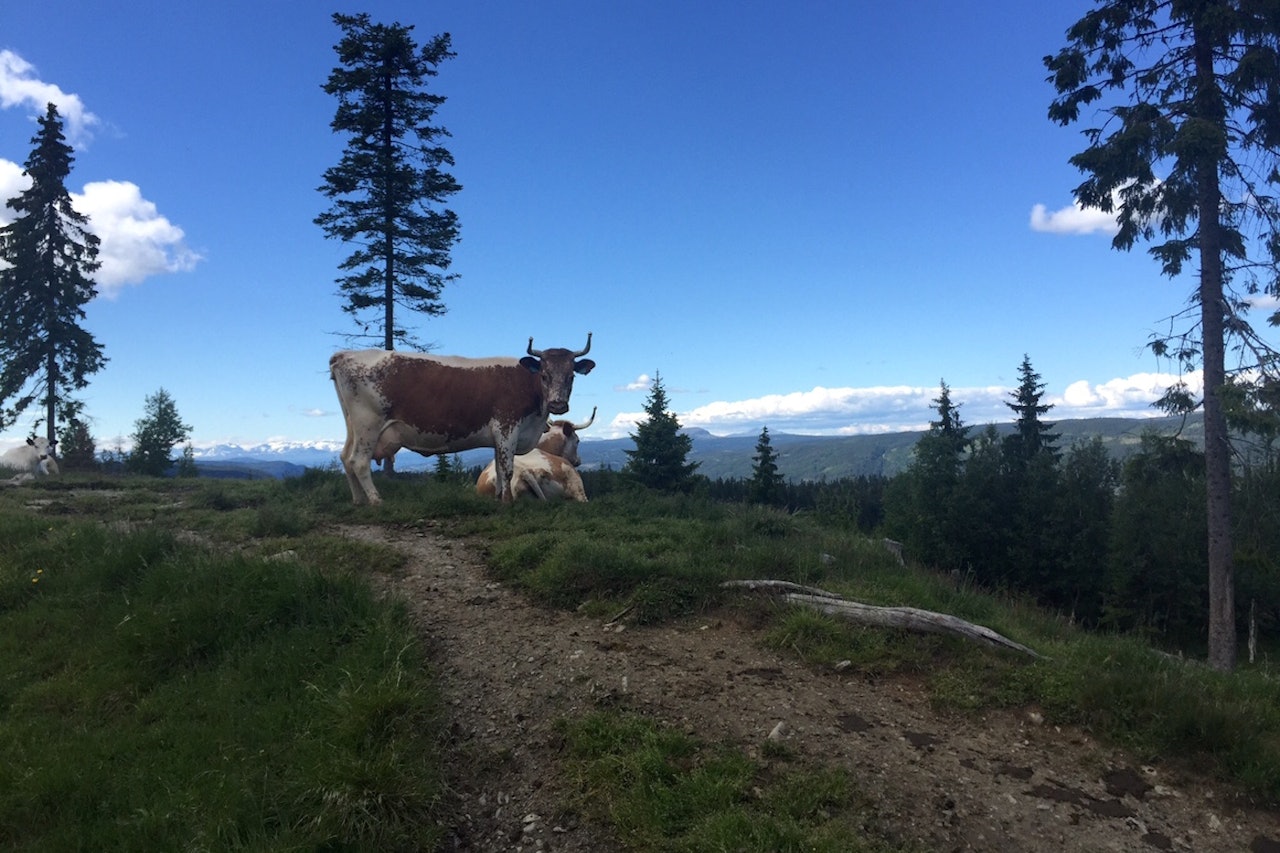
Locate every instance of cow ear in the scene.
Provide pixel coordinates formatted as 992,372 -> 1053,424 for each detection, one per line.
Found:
519,356 -> 540,373
26,438 -> 34,446
574,359 -> 595,375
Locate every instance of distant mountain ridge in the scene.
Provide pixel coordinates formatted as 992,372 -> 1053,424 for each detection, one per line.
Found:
186,415 -> 1204,480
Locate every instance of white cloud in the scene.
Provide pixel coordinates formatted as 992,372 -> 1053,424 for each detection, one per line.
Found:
2,169 -> 201,296
598,372 -> 1195,439
0,53 -> 198,295
1247,293 -> 1279,314
617,373 -> 652,392
72,180 -> 202,296
0,158 -> 23,205
1054,371 -> 1202,415
1029,200 -> 1118,236
0,50 -> 99,148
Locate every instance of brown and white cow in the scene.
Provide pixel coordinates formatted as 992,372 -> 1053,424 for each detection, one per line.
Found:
330,335 -> 595,505
534,406 -> 596,466
475,407 -> 596,502
475,448 -> 588,502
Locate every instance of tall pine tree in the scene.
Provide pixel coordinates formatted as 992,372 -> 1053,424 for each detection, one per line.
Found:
1046,0 -> 1280,669
623,372 -> 698,492
316,13 -> 461,351
0,103 -> 105,443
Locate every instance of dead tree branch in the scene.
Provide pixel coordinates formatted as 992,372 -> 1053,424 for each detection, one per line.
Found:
724,579 -> 1043,659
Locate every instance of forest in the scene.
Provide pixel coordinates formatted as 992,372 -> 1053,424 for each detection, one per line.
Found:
570,365 -> 1280,657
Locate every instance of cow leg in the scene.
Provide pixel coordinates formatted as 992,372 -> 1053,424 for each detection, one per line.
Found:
521,471 -> 549,500
340,428 -> 382,505
492,430 -> 517,503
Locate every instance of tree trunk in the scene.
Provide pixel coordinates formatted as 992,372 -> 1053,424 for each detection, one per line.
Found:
1193,22 -> 1235,672
44,349 -> 57,448
380,63 -> 398,476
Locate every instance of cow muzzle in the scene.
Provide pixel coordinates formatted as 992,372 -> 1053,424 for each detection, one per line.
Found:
548,401 -> 569,415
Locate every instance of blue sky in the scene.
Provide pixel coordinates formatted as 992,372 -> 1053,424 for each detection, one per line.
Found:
3,1 -> 1270,454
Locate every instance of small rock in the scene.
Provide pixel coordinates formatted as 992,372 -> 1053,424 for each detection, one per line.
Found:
768,721 -> 787,740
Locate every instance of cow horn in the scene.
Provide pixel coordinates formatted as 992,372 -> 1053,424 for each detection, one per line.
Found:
572,406 -> 597,431
528,332 -> 592,359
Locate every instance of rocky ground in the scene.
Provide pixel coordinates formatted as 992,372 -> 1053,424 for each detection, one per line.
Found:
342,522 -> 1280,852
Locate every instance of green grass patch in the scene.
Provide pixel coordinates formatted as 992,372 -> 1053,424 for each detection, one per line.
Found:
557,711 -> 905,852
0,511 -> 445,851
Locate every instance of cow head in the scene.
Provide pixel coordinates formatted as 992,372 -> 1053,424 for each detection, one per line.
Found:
541,406 -> 596,466
520,333 -> 595,416
26,436 -> 54,459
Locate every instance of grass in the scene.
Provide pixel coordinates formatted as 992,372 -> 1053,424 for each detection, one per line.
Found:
0,484 -> 444,851
3,468 -> 1280,851
557,711 -> 907,852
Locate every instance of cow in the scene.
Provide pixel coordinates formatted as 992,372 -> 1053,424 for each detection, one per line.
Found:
475,448 -> 588,502
535,406 -> 596,466
330,334 -> 595,505
0,437 -> 57,478
475,407 -> 596,502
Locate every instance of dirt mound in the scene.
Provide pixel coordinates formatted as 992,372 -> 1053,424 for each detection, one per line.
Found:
344,523 -> 1280,852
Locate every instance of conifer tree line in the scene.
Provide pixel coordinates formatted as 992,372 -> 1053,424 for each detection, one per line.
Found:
875,359 -> 1280,651
603,353 -> 1278,658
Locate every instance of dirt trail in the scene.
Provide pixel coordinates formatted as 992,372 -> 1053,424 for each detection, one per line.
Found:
342,522 -> 1280,852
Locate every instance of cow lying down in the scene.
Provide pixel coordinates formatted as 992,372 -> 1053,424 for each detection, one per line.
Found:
1,437 -> 58,484
475,448 -> 587,502
474,408 -> 595,503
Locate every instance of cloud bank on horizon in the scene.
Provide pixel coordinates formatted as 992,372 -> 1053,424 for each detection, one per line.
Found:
605,370 -> 1202,439
0,49 -> 200,297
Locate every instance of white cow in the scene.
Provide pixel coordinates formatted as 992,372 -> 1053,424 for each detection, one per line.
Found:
1,437 -> 57,478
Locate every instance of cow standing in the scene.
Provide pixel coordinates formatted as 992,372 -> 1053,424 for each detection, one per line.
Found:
330,335 -> 595,505
475,407 -> 596,502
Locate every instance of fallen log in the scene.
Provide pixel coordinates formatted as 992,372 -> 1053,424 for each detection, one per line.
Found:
723,579 -> 1042,659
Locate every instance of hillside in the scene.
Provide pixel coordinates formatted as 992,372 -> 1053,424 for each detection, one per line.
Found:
574,414 -> 1204,481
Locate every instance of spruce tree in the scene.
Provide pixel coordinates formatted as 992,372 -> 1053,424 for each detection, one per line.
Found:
316,13 -> 461,351
1002,356 -> 1061,593
884,380 -> 972,569
1047,0 -> 1280,669
0,102 -> 105,442
56,400 -> 97,472
127,388 -> 192,476
748,426 -> 784,505
623,372 -> 698,492
1004,355 -> 1058,465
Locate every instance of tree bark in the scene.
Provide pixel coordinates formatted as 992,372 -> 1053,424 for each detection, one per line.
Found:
1193,21 -> 1236,672
723,579 -> 1042,659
